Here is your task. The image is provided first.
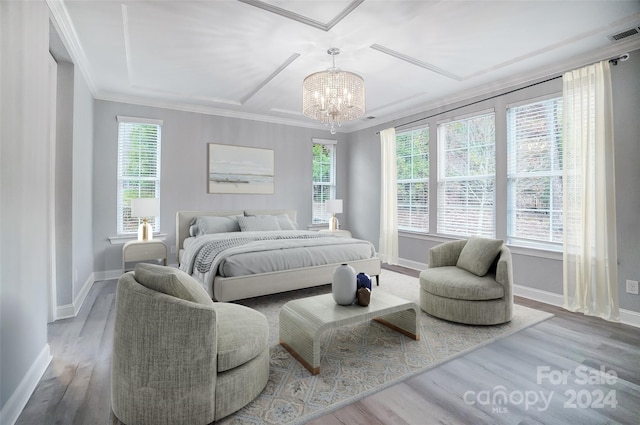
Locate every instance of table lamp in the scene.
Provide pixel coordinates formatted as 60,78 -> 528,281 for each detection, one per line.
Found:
131,198 -> 159,241
325,199 -> 343,231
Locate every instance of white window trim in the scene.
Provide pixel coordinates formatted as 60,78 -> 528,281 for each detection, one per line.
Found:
436,111 -> 497,238
396,127 -> 429,233
311,139 -> 337,224
117,115 -> 164,126
116,117 -> 163,235
506,96 -> 563,246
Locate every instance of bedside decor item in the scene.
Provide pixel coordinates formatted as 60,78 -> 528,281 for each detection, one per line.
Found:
332,263 -> 356,305
325,199 -> 343,231
302,48 -> 365,134
131,198 -> 159,241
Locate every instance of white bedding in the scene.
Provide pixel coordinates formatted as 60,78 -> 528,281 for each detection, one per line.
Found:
179,230 -> 376,296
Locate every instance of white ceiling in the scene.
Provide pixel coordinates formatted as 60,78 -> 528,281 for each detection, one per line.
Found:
49,0 -> 640,133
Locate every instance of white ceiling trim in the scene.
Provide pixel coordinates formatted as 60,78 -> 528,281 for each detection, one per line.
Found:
238,0 -> 364,31
462,13 -> 640,81
348,37 -> 640,134
95,91 -> 332,131
241,53 -> 301,104
370,44 -> 463,81
269,107 -> 304,116
46,0 -> 97,96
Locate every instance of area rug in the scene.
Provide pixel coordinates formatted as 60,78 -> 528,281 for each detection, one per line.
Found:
218,269 -> 553,425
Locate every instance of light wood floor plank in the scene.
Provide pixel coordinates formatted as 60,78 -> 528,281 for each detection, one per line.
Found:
14,269 -> 640,425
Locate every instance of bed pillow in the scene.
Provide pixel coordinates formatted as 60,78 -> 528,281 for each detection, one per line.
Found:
192,215 -> 241,236
456,237 -> 504,277
134,263 -> 214,306
238,215 -> 281,231
275,214 -> 297,230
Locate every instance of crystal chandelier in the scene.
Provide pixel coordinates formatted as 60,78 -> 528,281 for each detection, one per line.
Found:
302,48 -> 365,134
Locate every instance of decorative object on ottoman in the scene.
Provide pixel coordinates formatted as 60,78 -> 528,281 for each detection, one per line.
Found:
332,263 -> 356,305
357,287 -> 371,306
419,238 -> 513,325
356,272 -> 372,306
357,272 -> 372,290
111,264 -> 270,424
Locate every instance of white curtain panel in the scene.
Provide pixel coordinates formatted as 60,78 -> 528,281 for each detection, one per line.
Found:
379,127 -> 399,265
562,60 -> 619,321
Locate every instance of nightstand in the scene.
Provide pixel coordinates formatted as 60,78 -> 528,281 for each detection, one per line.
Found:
122,240 -> 168,272
319,229 -> 352,238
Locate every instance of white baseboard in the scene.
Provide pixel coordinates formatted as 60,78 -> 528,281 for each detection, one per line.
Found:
396,257 -> 640,329
513,284 -> 564,307
619,309 -> 640,328
513,284 -> 640,328
0,344 -> 51,425
94,269 -> 124,281
396,258 -> 427,271
56,272 -> 95,320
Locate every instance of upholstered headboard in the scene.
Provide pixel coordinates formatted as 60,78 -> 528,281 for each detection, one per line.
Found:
175,209 -> 297,263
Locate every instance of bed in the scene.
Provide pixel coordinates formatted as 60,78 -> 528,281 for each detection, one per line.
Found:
176,209 -> 381,302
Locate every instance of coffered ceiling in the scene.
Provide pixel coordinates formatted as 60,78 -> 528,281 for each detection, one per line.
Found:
49,0 -> 640,133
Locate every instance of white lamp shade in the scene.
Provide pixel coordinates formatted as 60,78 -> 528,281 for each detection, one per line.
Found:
131,198 -> 159,218
326,199 -> 343,214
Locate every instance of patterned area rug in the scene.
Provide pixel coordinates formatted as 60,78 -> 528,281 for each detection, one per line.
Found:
219,269 -> 553,425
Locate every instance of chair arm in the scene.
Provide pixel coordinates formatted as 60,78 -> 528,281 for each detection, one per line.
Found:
112,274 -> 218,425
495,246 -> 514,299
428,240 -> 467,268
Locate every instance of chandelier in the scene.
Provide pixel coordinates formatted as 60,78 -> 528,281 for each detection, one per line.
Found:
302,48 -> 365,134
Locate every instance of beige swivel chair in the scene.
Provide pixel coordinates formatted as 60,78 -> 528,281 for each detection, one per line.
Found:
419,238 -> 513,325
111,264 -> 269,424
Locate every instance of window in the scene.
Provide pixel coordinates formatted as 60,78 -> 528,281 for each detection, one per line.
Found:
396,127 -> 429,232
437,111 -> 496,237
507,97 -> 563,245
117,116 -> 162,235
312,140 -> 336,224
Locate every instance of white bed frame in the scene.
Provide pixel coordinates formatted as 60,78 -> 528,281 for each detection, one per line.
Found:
176,209 -> 381,302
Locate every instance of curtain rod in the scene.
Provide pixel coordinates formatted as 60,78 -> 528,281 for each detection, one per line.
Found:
376,52 -> 630,135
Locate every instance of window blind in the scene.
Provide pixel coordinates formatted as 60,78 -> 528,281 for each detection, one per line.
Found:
117,117 -> 162,234
396,127 -> 429,232
312,142 -> 336,224
437,112 -> 495,237
507,97 -> 563,244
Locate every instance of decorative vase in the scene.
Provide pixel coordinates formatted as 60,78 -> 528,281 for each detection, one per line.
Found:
332,263 -> 357,305
356,273 -> 372,291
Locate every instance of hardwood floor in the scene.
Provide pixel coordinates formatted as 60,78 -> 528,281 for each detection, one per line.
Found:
15,269 -> 640,425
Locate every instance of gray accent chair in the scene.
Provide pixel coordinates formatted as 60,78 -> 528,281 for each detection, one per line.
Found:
111,264 -> 270,425
419,238 -> 513,325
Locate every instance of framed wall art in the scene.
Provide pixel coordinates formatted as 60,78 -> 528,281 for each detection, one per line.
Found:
208,143 -> 275,194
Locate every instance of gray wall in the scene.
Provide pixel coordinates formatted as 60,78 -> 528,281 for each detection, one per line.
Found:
612,50 -> 640,313
92,101 -> 348,271
72,69 -> 95,298
347,51 -> 640,313
54,61 -> 74,305
0,0 -> 51,410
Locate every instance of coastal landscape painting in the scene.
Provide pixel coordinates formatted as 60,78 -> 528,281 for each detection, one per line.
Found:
208,143 -> 274,194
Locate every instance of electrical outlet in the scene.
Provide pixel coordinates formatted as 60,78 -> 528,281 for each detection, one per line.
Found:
626,280 -> 639,295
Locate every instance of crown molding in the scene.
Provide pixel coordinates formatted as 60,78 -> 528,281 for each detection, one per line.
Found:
46,0 -> 97,97
238,0 -> 364,32
347,37 -> 640,134
94,92 -> 338,131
